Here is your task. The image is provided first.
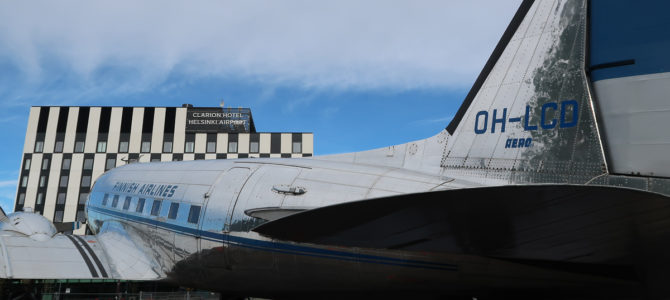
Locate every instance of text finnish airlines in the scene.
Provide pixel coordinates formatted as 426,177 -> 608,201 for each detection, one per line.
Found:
111,182 -> 179,198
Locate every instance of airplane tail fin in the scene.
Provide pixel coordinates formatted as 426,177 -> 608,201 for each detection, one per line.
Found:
327,0 -> 670,185
441,0 -> 609,184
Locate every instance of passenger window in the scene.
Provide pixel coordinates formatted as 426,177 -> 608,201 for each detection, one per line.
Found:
168,203 -> 179,220
102,194 -> 109,206
150,200 -> 162,216
112,195 -> 120,208
187,205 -> 201,224
136,198 -> 146,213
122,196 -> 131,210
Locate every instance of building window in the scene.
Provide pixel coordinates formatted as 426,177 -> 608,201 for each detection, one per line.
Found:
62,158 -> 71,170
112,195 -> 119,208
42,158 -> 50,170
39,176 -> 46,188
206,141 -> 216,153
228,141 -> 238,153
17,193 -> 25,205
76,210 -> 85,222
136,198 -> 146,213
54,211 -> 64,222
59,175 -> 68,187
81,175 -> 91,188
83,158 -> 94,170
187,205 -> 201,224
141,141 -> 151,153
250,141 -> 259,153
34,141 -> 44,153
163,141 -> 173,153
54,141 -> 64,153
119,141 -> 129,153
97,141 -> 107,153
102,194 -> 108,206
184,141 -> 195,153
57,193 -> 66,205
168,202 -> 179,220
151,158 -> 160,162
150,200 -> 162,216
74,141 -> 85,153
21,176 -> 28,188
292,142 -> 302,153
105,158 -> 116,171
24,158 -> 31,170
122,196 -> 131,210
36,193 -> 44,205
79,193 -> 88,204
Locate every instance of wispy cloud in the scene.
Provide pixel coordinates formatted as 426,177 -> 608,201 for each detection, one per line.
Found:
0,0 -> 521,98
410,115 -> 454,126
0,180 -> 16,188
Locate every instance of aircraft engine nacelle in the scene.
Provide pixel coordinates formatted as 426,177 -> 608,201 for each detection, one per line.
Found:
0,212 -> 57,241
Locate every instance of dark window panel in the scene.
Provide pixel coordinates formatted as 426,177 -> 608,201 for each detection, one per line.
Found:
62,158 -> 71,170
23,158 -> 31,170
168,202 -> 179,219
136,198 -> 146,213
187,205 -> 201,224
76,107 -> 90,133
58,193 -> 67,205
54,210 -> 64,222
151,200 -> 162,216
164,107 -> 176,133
122,196 -> 131,210
120,107 -> 133,133
56,108 -> 69,133
78,193 -> 88,204
36,107 -> 50,134
270,133 -> 281,154
98,107 -> 112,133
142,107 -> 155,134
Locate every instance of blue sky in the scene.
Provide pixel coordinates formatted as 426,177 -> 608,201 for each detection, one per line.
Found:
0,0 -> 521,211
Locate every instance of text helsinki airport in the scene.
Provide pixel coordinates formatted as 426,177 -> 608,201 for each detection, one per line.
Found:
187,112 -> 247,126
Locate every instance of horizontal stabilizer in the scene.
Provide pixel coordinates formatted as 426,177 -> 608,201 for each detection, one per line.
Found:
254,185 -> 670,266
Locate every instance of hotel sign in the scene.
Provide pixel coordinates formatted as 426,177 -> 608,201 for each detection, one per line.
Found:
186,108 -> 253,133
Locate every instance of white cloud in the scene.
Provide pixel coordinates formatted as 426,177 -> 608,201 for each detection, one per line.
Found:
410,115 -> 455,126
0,0 -> 521,93
0,180 -> 16,188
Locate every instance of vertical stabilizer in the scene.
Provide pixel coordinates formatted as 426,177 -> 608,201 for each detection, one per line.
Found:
441,0 -> 607,184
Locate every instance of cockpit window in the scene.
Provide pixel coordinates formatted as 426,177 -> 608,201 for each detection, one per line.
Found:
112,195 -> 120,208
136,198 -> 146,213
187,205 -> 201,224
150,200 -> 162,216
122,196 -> 131,210
102,194 -> 109,206
168,203 -> 179,220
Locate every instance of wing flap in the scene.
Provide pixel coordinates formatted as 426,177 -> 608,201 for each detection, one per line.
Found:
253,184 -> 670,266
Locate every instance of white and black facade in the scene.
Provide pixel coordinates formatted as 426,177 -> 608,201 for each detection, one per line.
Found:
15,105 -> 313,233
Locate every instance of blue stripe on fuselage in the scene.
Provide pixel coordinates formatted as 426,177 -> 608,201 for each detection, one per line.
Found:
590,0 -> 670,81
88,206 -> 459,272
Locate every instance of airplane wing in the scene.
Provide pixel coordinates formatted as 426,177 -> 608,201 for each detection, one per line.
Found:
0,216 -> 161,280
254,184 -> 670,267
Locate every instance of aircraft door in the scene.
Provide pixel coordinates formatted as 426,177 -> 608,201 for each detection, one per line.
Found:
200,167 -> 252,235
